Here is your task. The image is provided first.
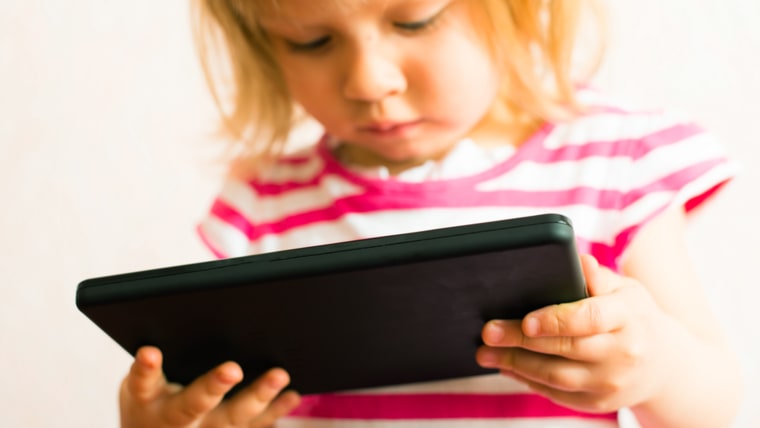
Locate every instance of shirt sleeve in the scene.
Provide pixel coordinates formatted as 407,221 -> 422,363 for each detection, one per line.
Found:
197,178 -> 261,259
614,110 -> 737,260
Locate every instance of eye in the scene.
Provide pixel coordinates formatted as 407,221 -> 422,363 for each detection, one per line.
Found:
286,36 -> 331,52
393,16 -> 437,32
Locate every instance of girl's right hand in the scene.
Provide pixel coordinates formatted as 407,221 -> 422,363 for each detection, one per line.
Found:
120,346 -> 301,428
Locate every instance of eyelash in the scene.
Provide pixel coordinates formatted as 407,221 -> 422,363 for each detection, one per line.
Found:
394,15 -> 439,32
285,13 -> 441,52
286,36 -> 331,52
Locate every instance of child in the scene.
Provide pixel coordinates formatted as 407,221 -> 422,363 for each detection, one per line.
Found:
119,0 -> 742,426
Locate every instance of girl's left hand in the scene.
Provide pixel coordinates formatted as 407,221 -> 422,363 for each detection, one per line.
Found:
476,254 -> 676,413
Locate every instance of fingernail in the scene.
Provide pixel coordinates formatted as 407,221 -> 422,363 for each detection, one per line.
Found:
478,349 -> 499,367
484,321 -> 505,343
523,316 -> 540,336
267,369 -> 289,389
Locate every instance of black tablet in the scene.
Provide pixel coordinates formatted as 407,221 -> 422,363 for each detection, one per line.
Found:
76,213 -> 586,395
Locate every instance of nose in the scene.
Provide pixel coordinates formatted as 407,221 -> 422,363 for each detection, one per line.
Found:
342,44 -> 407,102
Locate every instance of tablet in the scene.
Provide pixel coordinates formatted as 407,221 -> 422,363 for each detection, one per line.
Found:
76,213 -> 586,395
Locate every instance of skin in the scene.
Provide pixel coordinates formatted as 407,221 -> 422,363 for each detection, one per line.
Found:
477,205 -> 742,427
258,0 -> 509,173
120,0 -> 742,426
120,347 -> 301,427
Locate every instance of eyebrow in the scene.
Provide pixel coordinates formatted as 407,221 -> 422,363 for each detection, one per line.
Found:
256,0 -> 447,33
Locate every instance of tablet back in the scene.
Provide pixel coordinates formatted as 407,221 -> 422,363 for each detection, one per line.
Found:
76,213 -> 586,395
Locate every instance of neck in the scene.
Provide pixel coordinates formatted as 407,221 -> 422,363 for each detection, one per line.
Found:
334,144 -> 453,176
333,115 -> 542,176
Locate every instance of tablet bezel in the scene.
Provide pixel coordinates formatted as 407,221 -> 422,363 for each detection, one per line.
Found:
76,213 -> 587,395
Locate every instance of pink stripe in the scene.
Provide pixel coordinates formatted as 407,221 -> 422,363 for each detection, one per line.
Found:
206,195 -> 620,272
212,156 -> 723,242
252,181 -> 319,196
531,123 -> 703,164
245,122 -> 702,198
586,241 -> 620,272
685,180 -> 728,212
196,224 -> 227,259
603,209 -> 670,272
289,393 -> 618,421
630,122 -> 704,159
584,160 -> 731,270
209,198 -> 257,240
248,175 -> 324,196
212,154 -> 722,242
316,122 -> 702,192
208,128 -> 726,245
244,137 -> 329,196
622,158 -> 726,208
212,186 -> 624,241
581,171 -> 731,273
575,237 -> 616,271
316,124 -> 555,192
276,155 -> 313,166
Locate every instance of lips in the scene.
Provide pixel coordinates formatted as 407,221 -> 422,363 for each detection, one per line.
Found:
359,120 -> 422,136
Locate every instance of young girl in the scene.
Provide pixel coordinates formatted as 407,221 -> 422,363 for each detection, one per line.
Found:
119,0 -> 742,426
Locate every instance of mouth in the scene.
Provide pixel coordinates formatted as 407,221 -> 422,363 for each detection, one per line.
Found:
359,120 -> 422,137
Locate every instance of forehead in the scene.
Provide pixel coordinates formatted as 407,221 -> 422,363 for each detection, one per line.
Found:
243,0 -> 373,21
234,0 -> 489,36
240,0 -> 476,28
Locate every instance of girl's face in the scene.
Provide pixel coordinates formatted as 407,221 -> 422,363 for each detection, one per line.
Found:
259,0 -> 502,170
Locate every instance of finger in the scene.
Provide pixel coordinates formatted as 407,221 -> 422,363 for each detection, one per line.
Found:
216,367 -> 293,426
162,361 -> 243,425
581,253 -> 623,297
522,295 -> 629,338
124,346 -> 167,403
481,319 -> 522,346
482,320 -> 614,361
248,390 -> 302,428
504,370 -> 618,414
477,347 -> 597,393
521,255 -> 636,338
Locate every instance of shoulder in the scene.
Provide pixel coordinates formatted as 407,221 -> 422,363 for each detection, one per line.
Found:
573,88 -> 732,177
543,88 -> 731,175
557,88 -> 706,148
227,143 -> 326,185
546,88 -> 736,267
198,141 -> 331,258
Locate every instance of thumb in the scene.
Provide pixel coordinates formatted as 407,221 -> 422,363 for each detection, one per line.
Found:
580,254 -> 624,297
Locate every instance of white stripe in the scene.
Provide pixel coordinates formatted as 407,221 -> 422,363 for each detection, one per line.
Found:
673,163 -> 736,207
220,175 -> 366,224
476,157 -> 632,192
481,133 -> 723,194
618,192 -> 674,234
242,207 -> 631,252
629,132 -> 726,188
544,111 -> 688,148
252,220 -> 360,253
258,151 -> 324,183
198,215 -> 253,257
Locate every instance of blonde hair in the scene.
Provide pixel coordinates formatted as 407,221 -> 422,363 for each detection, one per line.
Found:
192,0 -> 606,165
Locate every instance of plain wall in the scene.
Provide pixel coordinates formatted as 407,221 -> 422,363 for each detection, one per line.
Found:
1,1 -> 758,426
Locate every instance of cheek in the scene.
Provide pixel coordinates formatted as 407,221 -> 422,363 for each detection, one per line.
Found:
281,70 -> 319,103
283,76 -> 346,131
281,69 -> 338,118
412,47 -> 499,114
275,54 -> 332,101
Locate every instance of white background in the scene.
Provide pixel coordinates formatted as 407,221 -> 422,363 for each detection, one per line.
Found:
1,1 -> 758,426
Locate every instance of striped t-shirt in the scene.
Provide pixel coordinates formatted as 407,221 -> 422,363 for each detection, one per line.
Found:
198,95 -> 734,427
